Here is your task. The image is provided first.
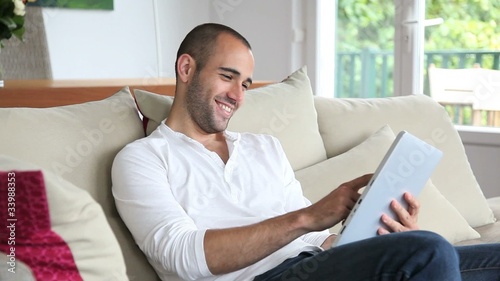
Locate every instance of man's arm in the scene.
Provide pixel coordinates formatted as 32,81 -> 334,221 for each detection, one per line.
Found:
203,174 -> 371,275
113,137 -> 370,278
112,145 -> 213,280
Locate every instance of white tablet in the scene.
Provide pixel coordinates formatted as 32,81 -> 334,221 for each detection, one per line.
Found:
331,131 -> 443,247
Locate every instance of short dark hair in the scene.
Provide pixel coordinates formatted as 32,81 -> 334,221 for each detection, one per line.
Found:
174,23 -> 252,78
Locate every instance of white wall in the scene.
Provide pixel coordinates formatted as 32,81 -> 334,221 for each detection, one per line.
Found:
459,129 -> 500,198
42,0 -> 334,94
208,0 -> 295,81
155,0 -> 210,78
43,0 -> 158,79
42,0 -> 304,82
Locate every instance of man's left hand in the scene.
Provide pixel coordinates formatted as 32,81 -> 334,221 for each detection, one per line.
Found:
377,192 -> 420,235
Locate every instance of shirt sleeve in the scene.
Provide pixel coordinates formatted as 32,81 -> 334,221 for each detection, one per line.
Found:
111,142 -> 212,280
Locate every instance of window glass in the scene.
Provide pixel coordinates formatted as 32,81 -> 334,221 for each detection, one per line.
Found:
335,1 -> 395,98
425,0 -> 500,127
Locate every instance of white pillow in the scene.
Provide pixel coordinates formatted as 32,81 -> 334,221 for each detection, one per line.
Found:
134,66 -> 327,171
227,66 -> 327,170
0,87 -> 143,215
295,125 -> 480,244
314,95 -> 495,228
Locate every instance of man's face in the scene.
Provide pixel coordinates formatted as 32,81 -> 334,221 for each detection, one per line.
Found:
185,33 -> 254,134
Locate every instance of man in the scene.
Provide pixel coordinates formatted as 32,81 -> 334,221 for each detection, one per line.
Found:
112,23 -> 500,281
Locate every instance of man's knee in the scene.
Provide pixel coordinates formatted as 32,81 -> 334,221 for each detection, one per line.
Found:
397,231 -> 457,257
407,230 -> 456,253
402,231 -> 460,275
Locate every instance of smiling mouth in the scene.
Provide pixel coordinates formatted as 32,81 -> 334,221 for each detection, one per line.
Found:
216,101 -> 234,115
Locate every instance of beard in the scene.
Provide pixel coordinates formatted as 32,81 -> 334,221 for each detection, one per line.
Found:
185,71 -> 230,134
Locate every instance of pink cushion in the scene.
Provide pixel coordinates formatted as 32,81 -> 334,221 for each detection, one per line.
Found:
0,170 -> 83,281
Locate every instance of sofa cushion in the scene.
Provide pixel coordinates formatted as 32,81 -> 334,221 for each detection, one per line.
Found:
0,88 -> 160,280
134,66 -> 328,171
455,197 -> 500,245
314,95 -> 495,228
133,89 -> 174,135
295,125 -> 480,244
0,155 -> 127,280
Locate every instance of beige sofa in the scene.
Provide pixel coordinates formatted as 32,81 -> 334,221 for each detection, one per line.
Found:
0,66 -> 498,281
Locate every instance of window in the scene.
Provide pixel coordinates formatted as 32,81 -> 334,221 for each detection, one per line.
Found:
335,1 -> 396,98
424,0 -> 500,128
334,0 -> 500,128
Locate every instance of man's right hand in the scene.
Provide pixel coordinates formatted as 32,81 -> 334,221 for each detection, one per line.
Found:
302,173 -> 372,232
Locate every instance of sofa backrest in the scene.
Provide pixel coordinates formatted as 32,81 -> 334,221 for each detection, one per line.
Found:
313,95 -> 495,228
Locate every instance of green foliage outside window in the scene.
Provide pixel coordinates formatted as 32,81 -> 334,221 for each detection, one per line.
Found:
335,0 -> 500,103
337,0 -> 500,52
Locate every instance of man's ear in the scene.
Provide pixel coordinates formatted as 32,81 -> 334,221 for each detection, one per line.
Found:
176,54 -> 195,83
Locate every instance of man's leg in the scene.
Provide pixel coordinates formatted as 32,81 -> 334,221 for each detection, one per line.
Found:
254,231 -> 460,281
457,243 -> 500,281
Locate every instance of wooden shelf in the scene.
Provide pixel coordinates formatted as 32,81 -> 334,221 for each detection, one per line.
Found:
0,78 -> 272,108
0,78 -> 177,108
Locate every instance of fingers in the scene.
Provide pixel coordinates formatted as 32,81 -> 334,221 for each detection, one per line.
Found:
334,174 -> 371,218
391,200 -> 411,225
380,213 -> 406,233
379,193 -> 420,234
341,173 -> 373,192
404,192 -> 420,216
377,226 -> 390,235
305,174 -> 373,231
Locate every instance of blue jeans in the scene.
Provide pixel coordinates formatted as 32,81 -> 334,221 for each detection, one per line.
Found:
254,231 -> 500,281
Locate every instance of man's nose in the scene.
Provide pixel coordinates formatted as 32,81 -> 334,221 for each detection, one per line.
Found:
228,83 -> 245,103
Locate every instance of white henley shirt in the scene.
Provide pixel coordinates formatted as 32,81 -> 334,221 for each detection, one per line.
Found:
111,121 -> 330,281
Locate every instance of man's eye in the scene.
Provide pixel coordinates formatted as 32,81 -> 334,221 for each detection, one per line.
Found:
242,84 -> 249,91
221,74 -> 232,80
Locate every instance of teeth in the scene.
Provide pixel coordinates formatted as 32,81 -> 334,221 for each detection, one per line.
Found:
219,103 -> 232,113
